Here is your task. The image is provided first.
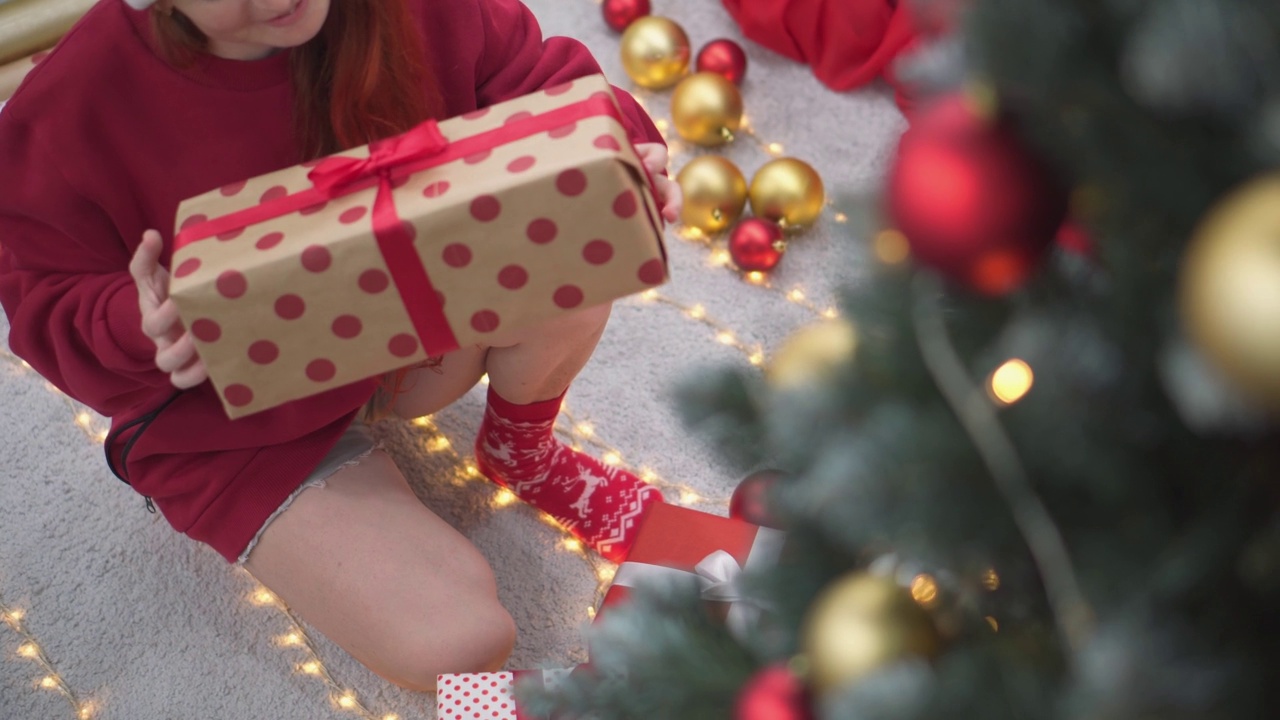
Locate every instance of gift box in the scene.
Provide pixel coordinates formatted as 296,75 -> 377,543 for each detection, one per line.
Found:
169,74 -> 668,419
595,503 -> 786,637
436,668 -> 573,720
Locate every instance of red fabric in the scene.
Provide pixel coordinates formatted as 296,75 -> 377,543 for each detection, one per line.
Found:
0,0 -> 663,563
721,0 -> 921,113
474,386 -> 664,562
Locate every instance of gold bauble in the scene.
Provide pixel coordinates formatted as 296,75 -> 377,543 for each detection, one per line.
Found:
670,72 -> 744,147
800,573 -> 942,696
749,158 -> 826,230
619,16 -> 691,90
766,319 -> 857,390
676,156 -> 748,234
1180,174 -> 1280,409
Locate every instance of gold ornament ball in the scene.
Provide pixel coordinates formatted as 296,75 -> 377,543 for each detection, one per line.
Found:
800,573 -> 942,696
1180,174 -> 1280,409
670,72 -> 744,147
676,156 -> 748,234
619,16 -> 691,90
766,319 -> 857,390
750,158 -> 826,230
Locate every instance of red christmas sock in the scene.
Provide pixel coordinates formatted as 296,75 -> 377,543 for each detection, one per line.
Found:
474,386 -> 664,562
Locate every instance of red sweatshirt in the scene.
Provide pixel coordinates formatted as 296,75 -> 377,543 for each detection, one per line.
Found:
0,0 -> 662,562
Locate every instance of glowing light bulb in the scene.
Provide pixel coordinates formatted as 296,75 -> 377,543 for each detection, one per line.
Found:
76,412 -> 92,427
480,374 -> 490,386
688,305 -> 706,320
383,715 -> 401,720
602,452 -> 622,466
412,417 -> 431,427
562,538 -> 583,553
834,212 -> 849,223
39,676 -> 58,689
491,489 -> 517,508
767,142 -> 785,156
640,469 -> 659,482
989,360 -> 1034,405
641,289 -> 659,301
428,437 -> 451,452
337,693 -> 357,709
576,422 -> 595,437
874,229 -> 911,265
982,568 -> 1001,591
710,249 -> 731,266
301,661 -> 321,675
5,608 -> 24,623
745,272 -> 766,285
910,574 -> 940,608
596,565 -> 617,583
821,308 -> 840,320
679,490 -> 702,505
77,701 -> 95,719
278,633 -> 302,647
749,351 -> 766,366
716,331 -> 736,345
465,464 -> 479,477
787,289 -> 806,302
252,590 -> 277,606
17,643 -> 37,658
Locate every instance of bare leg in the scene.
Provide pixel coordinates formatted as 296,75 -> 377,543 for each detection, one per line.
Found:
243,450 -> 515,692
386,303 -> 612,419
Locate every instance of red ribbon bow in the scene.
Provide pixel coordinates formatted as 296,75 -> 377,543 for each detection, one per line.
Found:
307,120 -> 450,195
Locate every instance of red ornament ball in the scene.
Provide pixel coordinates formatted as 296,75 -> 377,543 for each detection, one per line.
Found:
696,38 -> 749,85
730,469 -> 785,529
887,93 -> 1069,295
735,663 -> 814,720
729,219 -> 786,272
602,0 -> 651,33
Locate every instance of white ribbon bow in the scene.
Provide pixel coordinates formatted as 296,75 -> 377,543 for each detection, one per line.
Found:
610,527 -> 785,640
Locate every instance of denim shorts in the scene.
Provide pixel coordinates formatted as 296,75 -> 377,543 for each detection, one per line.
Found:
235,420 -> 380,565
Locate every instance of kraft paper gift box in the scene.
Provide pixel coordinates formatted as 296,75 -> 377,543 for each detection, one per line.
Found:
169,74 -> 667,419
436,668 -> 575,720
594,503 -> 786,637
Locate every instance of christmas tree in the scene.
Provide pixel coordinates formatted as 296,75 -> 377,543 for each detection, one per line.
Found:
524,0 -> 1280,717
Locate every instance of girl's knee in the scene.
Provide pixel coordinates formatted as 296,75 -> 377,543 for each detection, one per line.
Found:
382,597 -> 516,692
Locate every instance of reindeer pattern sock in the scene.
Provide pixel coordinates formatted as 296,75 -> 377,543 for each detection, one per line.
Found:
474,386 -> 663,562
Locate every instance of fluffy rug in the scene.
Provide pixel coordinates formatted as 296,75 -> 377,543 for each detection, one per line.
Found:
0,1 -> 906,717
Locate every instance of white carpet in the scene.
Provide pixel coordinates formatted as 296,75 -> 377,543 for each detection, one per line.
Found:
0,1 -> 906,718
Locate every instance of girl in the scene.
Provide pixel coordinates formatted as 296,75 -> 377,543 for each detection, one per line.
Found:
0,0 -> 680,692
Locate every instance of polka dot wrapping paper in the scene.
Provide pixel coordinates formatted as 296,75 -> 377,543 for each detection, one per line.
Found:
436,668 -> 573,720
168,74 -> 668,420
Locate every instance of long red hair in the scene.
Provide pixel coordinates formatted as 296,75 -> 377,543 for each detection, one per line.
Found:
151,0 -> 444,159
151,0 -> 446,407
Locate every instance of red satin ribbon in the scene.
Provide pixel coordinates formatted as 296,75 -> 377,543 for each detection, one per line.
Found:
174,94 -> 630,357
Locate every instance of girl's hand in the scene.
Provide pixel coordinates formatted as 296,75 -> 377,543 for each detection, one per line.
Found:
634,142 -> 683,224
129,230 -> 209,390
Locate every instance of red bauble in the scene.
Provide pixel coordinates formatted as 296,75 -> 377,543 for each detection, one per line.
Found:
887,94 -> 1069,295
729,219 -> 785,272
602,0 -> 651,32
730,469 -> 785,529
735,664 -> 814,720
696,38 -> 749,85
1055,218 -> 1095,257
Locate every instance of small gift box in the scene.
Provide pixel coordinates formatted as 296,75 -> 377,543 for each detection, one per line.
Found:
436,668 -> 573,720
169,74 -> 667,419
595,503 -> 786,637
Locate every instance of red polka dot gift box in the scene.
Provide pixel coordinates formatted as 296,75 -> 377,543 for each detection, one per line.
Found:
169,74 -> 669,419
436,668 -> 572,720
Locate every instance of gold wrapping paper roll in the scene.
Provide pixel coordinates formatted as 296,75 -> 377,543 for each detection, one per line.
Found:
0,49 -> 46,101
0,0 -> 96,65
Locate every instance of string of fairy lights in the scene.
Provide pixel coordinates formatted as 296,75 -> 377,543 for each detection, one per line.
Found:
0,7 -> 1042,720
